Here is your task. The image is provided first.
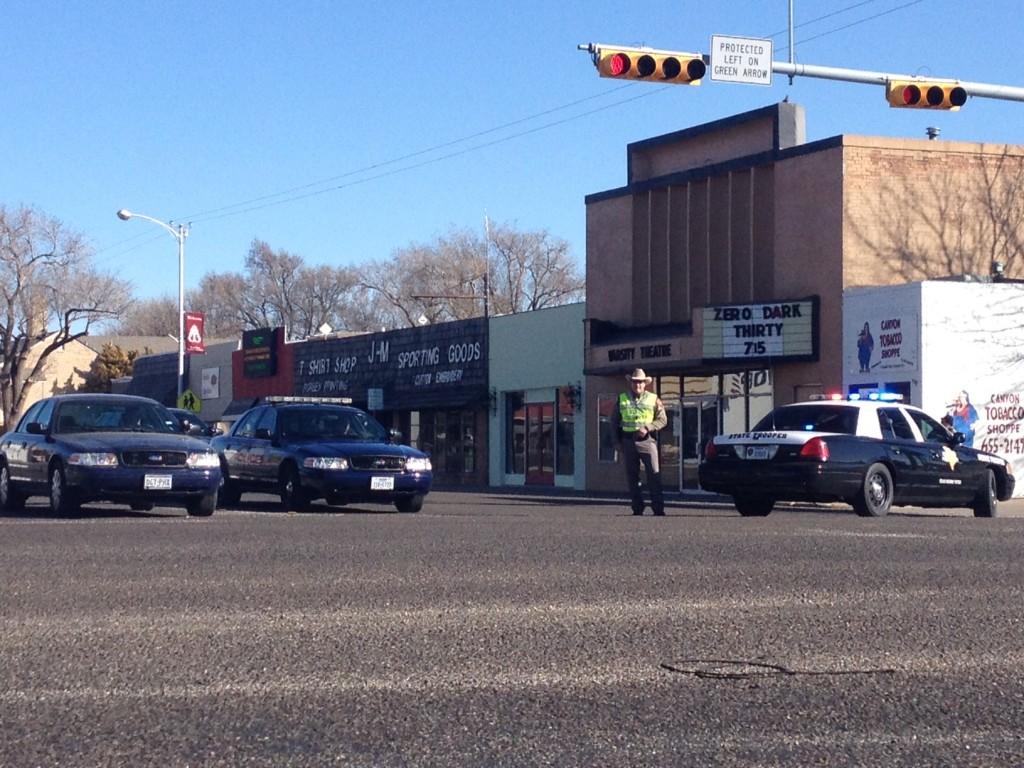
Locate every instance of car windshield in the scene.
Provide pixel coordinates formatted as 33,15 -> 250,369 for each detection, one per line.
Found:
54,401 -> 179,434
171,410 -> 215,435
278,408 -> 387,442
752,404 -> 858,435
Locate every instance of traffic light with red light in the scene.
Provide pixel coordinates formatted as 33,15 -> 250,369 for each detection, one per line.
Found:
886,80 -> 968,110
596,46 -> 707,85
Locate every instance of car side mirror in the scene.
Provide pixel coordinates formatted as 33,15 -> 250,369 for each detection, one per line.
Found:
187,423 -> 205,436
950,430 -> 966,446
26,422 -> 45,435
388,428 -> 403,444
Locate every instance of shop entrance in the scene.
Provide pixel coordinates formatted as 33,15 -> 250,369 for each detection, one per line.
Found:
525,402 -> 555,485
662,396 -> 721,492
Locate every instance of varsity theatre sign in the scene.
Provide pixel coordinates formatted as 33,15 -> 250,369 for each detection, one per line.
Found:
702,297 -> 819,363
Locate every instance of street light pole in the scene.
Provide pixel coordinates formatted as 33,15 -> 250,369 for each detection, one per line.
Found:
116,209 -> 189,402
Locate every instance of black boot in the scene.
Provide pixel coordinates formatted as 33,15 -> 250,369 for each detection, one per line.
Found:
650,472 -> 665,515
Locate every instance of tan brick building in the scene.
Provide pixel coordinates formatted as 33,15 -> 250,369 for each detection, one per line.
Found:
2,336 -> 178,429
583,102 -> 1024,494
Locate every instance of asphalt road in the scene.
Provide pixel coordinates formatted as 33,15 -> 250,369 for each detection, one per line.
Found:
2,491 -> 1023,767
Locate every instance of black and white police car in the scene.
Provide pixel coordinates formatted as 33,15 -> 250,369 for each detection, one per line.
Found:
698,393 -> 1015,518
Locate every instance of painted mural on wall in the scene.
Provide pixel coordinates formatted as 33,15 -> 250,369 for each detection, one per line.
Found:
846,311 -> 918,375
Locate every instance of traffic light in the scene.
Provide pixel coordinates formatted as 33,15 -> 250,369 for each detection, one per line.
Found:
596,46 -> 707,86
886,80 -> 968,110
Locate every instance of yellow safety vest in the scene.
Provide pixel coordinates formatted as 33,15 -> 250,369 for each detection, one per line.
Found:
618,391 -> 657,432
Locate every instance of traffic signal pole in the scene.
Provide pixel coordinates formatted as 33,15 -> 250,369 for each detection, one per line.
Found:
770,60 -> 1024,104
580,42 -> 1024,106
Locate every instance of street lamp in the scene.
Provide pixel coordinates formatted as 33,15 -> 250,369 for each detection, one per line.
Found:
116,208 -> 188,401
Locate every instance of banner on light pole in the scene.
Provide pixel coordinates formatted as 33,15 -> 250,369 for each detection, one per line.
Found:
184,312 -> 206,354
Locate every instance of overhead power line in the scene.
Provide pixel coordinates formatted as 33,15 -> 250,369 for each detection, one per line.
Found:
95,0 -> 927,261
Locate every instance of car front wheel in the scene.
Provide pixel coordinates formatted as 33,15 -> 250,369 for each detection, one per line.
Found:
186,491 -> 217,517
733,495 -> 774,517
972,469 -> 999,518
49,464 -> 80,516
394,494 -> 424,514
852,462 -> 893,517
279,465 -> 312,512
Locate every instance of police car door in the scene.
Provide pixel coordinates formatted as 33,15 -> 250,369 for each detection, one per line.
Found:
903,407 -> 977,504
222,408 -> 263,483
877,406 -> 932,502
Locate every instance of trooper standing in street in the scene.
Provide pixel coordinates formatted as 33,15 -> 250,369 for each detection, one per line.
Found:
612,368 -> 668,516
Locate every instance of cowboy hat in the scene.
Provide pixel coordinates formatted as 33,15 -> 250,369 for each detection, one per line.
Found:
627,368 -> 653,383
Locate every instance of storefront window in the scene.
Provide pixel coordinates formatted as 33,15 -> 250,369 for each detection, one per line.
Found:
505,392 -> 525,474
598,394 -> 618,463
461,410 -> 476,474
408,411 -> 420,451
414,410 -> 476,476
556,387 -> 575,476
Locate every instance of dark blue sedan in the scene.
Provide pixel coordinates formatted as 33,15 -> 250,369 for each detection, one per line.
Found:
211,398 -> 433,512
0,394 -> 221,516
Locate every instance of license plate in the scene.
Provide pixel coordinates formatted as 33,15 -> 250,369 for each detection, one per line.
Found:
370,476 -> 395,491
144,474 -> 173,490
744,446 -> 770,460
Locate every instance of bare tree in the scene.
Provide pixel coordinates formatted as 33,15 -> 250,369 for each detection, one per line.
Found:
359,222 -> 585,327
175,240 -> 367,339
0,205 -> 133,425
112,295 -> 179,337
488,222 -> 585,313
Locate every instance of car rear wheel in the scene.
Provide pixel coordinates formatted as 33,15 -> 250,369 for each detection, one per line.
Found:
972,469 -> 999,518
49,464 -> 80,516
733,495 -> 774,517
186,491 -> 217,517
279,465 -> 312,512
394,494 -> 424,514
852,463 -> 893,517
0,462 -> 26,510
218,463 -> 241,507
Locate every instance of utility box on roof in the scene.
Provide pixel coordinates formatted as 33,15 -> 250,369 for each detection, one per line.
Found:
844,280 -> 1024,495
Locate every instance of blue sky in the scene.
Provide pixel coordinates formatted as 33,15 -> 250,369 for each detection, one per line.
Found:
3,0 -> 1022,300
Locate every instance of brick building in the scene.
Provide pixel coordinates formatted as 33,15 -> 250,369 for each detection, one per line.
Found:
583,102 -> 1024,494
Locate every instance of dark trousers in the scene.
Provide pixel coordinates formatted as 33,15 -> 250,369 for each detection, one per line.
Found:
621,435 -> 664,515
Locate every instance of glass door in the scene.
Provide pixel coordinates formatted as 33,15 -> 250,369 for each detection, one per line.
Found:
681,395 -> 720,491
525,403 -> 554,485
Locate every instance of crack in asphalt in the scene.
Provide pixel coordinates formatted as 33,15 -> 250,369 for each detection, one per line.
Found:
661,659 -> 897,680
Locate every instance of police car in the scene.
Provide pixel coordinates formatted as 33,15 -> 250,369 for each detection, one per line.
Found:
698,393 -> 1015,517
211,397 -> 432,513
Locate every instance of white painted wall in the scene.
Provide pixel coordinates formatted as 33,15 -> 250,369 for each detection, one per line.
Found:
845,281 -> 1024,496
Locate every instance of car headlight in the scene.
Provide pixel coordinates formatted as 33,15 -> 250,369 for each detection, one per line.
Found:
303,457 -> 349,471
68,452 -> 119,467
405,457 -> 432,472
186,452 -> 220,469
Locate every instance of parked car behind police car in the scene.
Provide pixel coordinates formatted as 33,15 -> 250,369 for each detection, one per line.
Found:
699,394 -> 1015,517
0,394 -> 221,516
211,397 -> 432,512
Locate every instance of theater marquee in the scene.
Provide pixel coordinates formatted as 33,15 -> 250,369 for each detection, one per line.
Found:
702,297 -> 819,363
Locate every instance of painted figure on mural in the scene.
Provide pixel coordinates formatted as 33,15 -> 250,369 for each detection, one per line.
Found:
856,322 -> 874,373
948,390 -> 980,447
